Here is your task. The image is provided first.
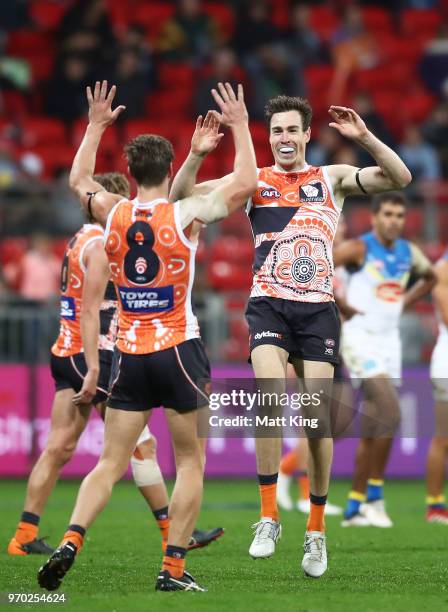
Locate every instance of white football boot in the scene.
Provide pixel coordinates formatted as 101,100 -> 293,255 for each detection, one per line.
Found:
249,518 -> 282,559
297,499 -> 343,516
341,513 -> 371,527
360,499 -> 393,528
301,531 -> 327,578
277,472 -> 293,510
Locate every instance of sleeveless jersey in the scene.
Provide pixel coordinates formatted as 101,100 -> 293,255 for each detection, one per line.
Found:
344,232 -> 413,334
248,165 -> 341,302
103,197 -> 200,354
52,225 -> 118,357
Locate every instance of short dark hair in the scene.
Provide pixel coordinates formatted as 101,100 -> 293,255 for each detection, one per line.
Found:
264,95 -> 313,131
371,191 -> 407,214
94,172 -> 130,198
124,134 -> 174,187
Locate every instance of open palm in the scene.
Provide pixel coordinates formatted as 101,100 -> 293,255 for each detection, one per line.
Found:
191,111 -> 224,157
87,80 -> 126,127
328,106 -> 368,141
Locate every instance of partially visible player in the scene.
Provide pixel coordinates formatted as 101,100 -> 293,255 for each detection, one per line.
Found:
37,80 -> 257,593
334,192 -> 435,527
8,172 -> 222,557
425,248 -> 448,524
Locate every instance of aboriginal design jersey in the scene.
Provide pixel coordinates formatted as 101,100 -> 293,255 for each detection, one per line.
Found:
51,224 -> 118,357
247,165 -> 341,302
344,231 -> 428,334
103,197 -> 200,354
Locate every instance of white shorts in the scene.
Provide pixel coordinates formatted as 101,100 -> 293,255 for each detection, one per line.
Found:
341,326 -> 402,382
430,335 -> 448,401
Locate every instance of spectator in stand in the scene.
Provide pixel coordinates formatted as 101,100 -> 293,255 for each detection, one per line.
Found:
45,55 -> 90,122
306,124 -> 343,167
246,43 -> 304,120
194,47 -> 239,116
422,102 -> 448,177
4,234 -> 60,302
113,47 -> 152,120
121,24 -> 156,84
353,91 -> 395,166
57,0 -> 116,76
285,3 -> 328,67
420,23 -> 448,96
233,0 -> 280,61
329,145 -> 360,167
158,0 -> 222,63
0,148 -> 20,190
398,124 -> 441,181
328,5 -> 379,102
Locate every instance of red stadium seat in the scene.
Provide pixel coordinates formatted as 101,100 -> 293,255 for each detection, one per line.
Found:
0,237 -> 27,266
401,90 -> 436,124
20,117 -> 66,147
361,6 -> 393,34
122,119 -> 177,143
105,0 -> 131,34
207,260 -> 252,291
219,211 -> 252,237
134,2 -> 175,41
158,62 -> 195,89
52,237 -> 69,260
146,89 -> 193,119
1,91 -> 29,117
6,31 -> 53,56
310,6 -> 339,41
29,1 -> 68,30
347,207 -> 371,236
26,143 -> 76,180
211,237 -> 253,265
72,120 -> 120,154
401,9 -> 441,42
403,208 -> 424,239
27,52 -> 55,83
204,3 -> 236,38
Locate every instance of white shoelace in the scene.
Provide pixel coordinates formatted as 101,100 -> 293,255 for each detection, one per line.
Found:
304,535 -> 324,561
251,521 -> 277,543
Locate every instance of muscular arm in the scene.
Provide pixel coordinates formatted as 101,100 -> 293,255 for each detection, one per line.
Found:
325,106 -> 412,201
74,240 -> 110,405
69,81 -> 124,227
333,239 -> 365,268
432,260 -> 448,327
402,244 -> 436,309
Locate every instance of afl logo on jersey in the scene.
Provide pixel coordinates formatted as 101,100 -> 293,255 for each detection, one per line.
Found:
261,188 -> 281,199
299,180 -> 326,203
291,256 -> 317,284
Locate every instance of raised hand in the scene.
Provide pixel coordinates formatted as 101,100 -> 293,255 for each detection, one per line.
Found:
328,106 -> 369,141
191,111 -> 224,157
211,82 -> 248,128
87,80 -> 126,127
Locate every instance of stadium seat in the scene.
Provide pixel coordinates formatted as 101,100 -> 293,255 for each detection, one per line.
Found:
134,2 -> 175,41
401,8 -> 441,42
361,6 -> 393,34
20,117 -> 66,148
347,207 -> 371,236
204,3 -> 236,38
27,52 -> 55,83
309,6 -> 339,41
52,237 -> 69,260
219,211 -> 252,237
1,90 -> 28,117
403,208 -> 424,239
72,120 -> 120,154
211,237 -> 253,265
123,119 -> 177,143
207,260 -> 252,291
6,31 -> 54,57
401,90 -> 436,124
0,237 -> 27,266
29,1 -> 68,30
146,89 -> 193,119
105,0 -> 131,34
26,143 -> 76,180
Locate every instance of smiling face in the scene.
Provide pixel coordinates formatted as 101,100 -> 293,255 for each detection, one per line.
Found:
269,110 -> 311,171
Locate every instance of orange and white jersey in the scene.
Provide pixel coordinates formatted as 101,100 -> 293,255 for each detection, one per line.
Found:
52,225 -> 118,357
104,197 -> 200,354
247,165 -> 341,303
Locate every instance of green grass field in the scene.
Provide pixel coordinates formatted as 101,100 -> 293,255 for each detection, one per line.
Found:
1,479 -> 447,612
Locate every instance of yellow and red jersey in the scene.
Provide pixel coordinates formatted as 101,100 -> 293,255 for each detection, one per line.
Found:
104,197 -> 200,354
247,165 -> 341,303
51,224 -> 118,357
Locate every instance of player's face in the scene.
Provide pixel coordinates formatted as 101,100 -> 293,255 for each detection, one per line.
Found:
373,203 -> 406,243
269,110 -> 311,170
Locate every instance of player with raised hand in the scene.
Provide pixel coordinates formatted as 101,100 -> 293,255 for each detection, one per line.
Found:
170,95 -> 412,578
37,80 -> 256,593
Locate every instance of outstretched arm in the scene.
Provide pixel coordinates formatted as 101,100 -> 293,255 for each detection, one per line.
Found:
326,106 -> 412,201
333,238 -> 365,268
73,239 -> 111,406
179,83 -> 257,229
69,80 -> 125,227
169,111 -> 224,200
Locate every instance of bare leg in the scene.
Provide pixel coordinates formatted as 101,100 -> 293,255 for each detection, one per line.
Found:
426,401 -> 448,497
351,438 -> 373,493
164,409 -> 205,548
134,435 -> 170,511
24,389 -> 92,516
69,407 -> 149,529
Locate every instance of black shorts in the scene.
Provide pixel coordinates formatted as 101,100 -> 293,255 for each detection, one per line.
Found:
50,350 -> 113,404
107,338 -> 210,412
246,297 -> 340,365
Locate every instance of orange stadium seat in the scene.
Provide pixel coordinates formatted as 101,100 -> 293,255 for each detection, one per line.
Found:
204,3 -> 236,38
29,1 -> 68,30
20,117 -> 66,147
309,6 -> 339,41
